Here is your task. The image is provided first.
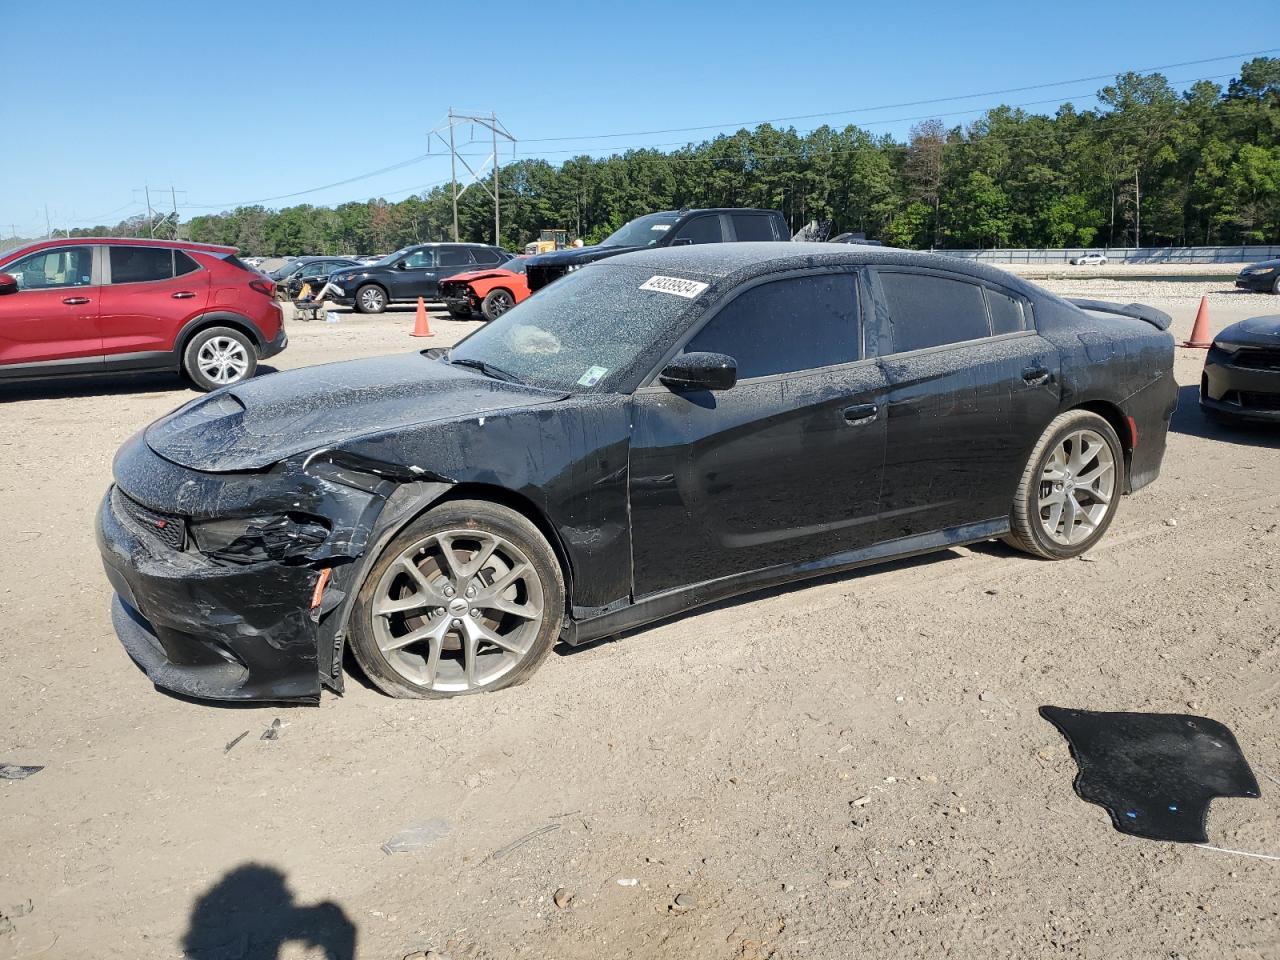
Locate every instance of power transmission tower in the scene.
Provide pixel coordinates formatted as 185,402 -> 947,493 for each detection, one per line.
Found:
428,109 -> 515,244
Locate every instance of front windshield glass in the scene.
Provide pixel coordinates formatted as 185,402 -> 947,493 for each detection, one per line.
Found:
600,213 -> 682,248
448,263 -> 705,393
270,260 -> 306,280
372,247 -> 411,267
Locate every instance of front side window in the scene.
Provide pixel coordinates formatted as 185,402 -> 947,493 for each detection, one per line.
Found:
671,215 -> 723,245
403,249 -> 434,269
877,271 -> 990,354
110,247 -> 175,284
5,246 -> 93,290
684,273 -> 859,379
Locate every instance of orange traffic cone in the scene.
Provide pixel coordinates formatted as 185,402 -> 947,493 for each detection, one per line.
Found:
411,296 -> 434,337
1183,296 -> 1212,348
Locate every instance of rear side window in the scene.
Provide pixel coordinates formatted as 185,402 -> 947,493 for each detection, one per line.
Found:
684,273 -> 859,379
986,288 -> 1025,335
471,247 -> 502,265
731,214 -> 777,241
174,251 -> 201,276
671,216 -> 723,245
109,246 -> 176,284
438,248 -> 472,266
878,271 -> 990,354
5,246 -> 93,289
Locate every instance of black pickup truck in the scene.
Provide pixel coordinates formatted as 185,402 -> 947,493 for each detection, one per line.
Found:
524,207 -> 789,292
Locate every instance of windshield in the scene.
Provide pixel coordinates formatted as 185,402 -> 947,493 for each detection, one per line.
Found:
600,213 -> 682,248
499,258 -> 527,275
372,247 -> 411,267
269,261 -> 305,280
448,262 -> 706,393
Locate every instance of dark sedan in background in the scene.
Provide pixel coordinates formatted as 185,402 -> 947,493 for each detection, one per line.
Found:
1201,314 -> 1280,422
97,244 -> 1176,704
1235,259 -> 1280,294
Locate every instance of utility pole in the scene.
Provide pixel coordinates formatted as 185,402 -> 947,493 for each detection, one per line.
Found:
170,184 -> 180,240
429,110 -> 515,247
144,185 -> 155,238
44,204 -> 51,239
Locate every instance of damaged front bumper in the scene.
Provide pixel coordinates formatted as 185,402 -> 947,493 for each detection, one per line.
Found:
95,433 -> 403,703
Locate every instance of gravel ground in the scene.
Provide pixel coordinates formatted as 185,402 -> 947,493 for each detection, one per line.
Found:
1,281 -> 1278,960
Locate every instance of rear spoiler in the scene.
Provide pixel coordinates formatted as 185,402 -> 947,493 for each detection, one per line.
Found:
1067,298 -> 1172,331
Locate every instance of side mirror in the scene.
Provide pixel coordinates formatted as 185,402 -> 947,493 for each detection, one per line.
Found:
396,261 -> 409,270
0,273 -> 17,295
659,352 -> 737,392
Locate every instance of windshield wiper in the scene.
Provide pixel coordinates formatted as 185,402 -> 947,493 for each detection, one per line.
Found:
450,356 -> 524,384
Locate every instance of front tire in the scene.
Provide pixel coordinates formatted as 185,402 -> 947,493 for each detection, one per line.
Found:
348,499 -> 565,699
1004,410 -> 1123,559
447,304 -> 473,319
481,288 -> 516,322
182,326 -> 258,392
355,284 -> 387,314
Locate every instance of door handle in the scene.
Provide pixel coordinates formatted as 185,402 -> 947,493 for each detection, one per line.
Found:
842,403 -> 879,425
1022,366 -> 1051,385
62,296 -> 91,305
171,291 -> 196,299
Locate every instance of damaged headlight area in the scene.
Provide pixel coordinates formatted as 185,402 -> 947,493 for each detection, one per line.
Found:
189,514 -> 331,565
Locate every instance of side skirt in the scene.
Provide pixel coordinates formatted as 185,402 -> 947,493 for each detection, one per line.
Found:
561,518 -> 1010,646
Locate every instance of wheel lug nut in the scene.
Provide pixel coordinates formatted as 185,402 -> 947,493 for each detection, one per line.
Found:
444,585 -> 455,597
452,618 -> 461,627
470,609 -> 481,618
465,587 -> 476,599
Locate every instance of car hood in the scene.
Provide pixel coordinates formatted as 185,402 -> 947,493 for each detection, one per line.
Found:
441,267 -> 519,285
145,353 -> 567,472
1242,259 -> 1280,271
526,244 -> 640,268
1216,314 -> 1280,346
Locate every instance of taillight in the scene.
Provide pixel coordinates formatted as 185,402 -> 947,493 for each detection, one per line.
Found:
249,278 -> 274,297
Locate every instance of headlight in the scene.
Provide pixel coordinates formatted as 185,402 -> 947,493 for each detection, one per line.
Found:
189,514 -> 329,564
1244,266 -> 1275,275
1212,341 -> 1244,353
564,263 -> 582,272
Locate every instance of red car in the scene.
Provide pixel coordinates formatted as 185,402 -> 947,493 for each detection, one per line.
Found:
0,237 -> 286,391
438,257 -> 530,321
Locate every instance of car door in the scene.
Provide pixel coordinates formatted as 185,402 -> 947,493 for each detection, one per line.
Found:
97,246 -> 212,360
434,247 -> 477,294
867,267 -> 1061,542
390,248 -> 435,300
0,244 -> 103,374
629,269 -> 889,597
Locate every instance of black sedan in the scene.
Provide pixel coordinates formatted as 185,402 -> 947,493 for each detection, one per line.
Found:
97,244 -> 1177,703
1235,259 -> 1280,294
1200,314 -> 1280,422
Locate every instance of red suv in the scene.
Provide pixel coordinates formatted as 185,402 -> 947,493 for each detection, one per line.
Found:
0,237 -> 286,391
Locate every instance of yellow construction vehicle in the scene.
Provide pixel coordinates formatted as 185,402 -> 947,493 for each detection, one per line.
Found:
524,228 -> 570,255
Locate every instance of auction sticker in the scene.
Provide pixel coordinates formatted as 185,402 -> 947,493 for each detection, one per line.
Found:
640,275 -> 709,299
577,365 -> 609,387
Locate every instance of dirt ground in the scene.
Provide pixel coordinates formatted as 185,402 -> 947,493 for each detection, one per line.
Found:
2,279 -> 1278,960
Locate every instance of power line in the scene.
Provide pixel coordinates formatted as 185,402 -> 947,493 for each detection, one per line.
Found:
182,153 -> 436,210
518,47 -> 1279,144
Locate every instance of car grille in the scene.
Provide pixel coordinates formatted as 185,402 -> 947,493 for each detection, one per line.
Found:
1231,348 -> 1280,372
525,263 -> 566,292
112,487 -> 187,551
1237,391 -> 1280,411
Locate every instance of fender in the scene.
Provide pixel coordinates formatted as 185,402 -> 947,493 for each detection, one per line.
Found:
174,310 -> 267,355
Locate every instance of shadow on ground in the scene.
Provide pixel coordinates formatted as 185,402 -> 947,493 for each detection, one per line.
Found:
182,863 -> 355,959
0,366 -> 280,403
1169,383 -> 1280,447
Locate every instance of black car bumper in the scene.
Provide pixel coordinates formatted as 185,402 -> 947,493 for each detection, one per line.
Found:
1201,346 -> 1280,423
262,322 -> 288,360
1235,273 -> 1276,292
97,487 -> 326,702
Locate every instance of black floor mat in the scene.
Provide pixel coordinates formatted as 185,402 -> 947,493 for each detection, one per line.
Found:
1040,706 -> 1261,843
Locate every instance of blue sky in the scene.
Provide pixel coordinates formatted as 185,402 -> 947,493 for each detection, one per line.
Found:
1,0 -> 1273,238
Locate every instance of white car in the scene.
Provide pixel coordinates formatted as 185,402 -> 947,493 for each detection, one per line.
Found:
1071,252 -> 1108,266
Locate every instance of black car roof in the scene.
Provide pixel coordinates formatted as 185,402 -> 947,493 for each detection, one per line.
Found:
606,241 -> 1044,298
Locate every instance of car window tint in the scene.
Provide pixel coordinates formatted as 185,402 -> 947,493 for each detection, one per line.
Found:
471,247 -> 502,265
5,246 -> 94,290
672,216 -> 723,245
110,246 -> 175,284
878,272 -> 990,353
403,249 -> 434,268
731,214 -> 776,241
438,248 -> 471,266
684,273 -> 859,379
173,251 -> 200,276
986,288 -> 1025,335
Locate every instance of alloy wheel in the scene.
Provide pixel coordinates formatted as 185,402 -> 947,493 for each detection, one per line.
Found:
371,529 -> 545,692
196,336 -> 250,385
1036,428 -> 1116,546
490,291 -> 513,316
360,287 -> 385,311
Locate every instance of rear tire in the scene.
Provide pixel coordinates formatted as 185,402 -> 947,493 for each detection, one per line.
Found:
1004,410 -> 1123,560
1272,275 -> 1279,295
348,499 -> 565,699
355,284 -> 387,314
481,288 -> 516,322
182,326 -> 258,392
